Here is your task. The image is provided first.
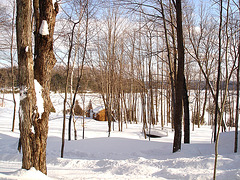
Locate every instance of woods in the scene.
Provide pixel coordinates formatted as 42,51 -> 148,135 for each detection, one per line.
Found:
0,0 -> 238,177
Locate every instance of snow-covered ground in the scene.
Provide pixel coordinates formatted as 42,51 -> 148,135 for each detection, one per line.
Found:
0,93 -> 240,179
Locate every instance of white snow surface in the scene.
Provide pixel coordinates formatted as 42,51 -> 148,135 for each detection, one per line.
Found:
25,46 -> 29,52
52,0 -> 56,6
39,20 -> 49,36
0,93 -> 240,180
34,79 -> 44,116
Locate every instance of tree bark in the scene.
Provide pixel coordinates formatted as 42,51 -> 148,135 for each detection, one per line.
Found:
17,0 -> 36,171
234,0 -> 240,153
11,1 -> 16,132
173,0 -> 184,153
183,77 -> 190,144
213,0 -> 223,143
160,0 -> 176,125
16,0 -> 57,173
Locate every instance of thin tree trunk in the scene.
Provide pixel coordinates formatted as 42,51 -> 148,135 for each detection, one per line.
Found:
213,0 -> 223,143
161,58 -> 164,128
61,23 -> 76,157
213,0 -> 228,178
234,50 -> 239,152
160,0 -> 175,125
234,0 -> 240,153
68,4 -> 89,140
11,1 -> 16,132
201,81 -> 208,125
183,76 -> 190,143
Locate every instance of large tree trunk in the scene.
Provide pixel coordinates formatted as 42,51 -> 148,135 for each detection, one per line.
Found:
17,0 -> 36,171
173,0 -> 184,153
17,0 -> 58,174
33,0 -> 58,174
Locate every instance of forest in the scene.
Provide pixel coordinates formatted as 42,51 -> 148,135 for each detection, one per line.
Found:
0,0 -> 239,179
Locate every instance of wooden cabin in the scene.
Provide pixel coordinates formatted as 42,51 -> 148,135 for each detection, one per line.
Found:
86,104 -> 107,121
94,108 -> 107,121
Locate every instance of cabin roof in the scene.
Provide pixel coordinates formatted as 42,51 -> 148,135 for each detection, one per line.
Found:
92,106 -> 105,113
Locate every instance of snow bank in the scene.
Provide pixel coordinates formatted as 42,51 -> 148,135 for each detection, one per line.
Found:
0,167 -> 52,180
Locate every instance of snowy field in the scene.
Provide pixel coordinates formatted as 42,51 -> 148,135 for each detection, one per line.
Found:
0,93 -> 240,179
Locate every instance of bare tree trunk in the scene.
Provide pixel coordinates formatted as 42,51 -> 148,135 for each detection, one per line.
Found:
234,0 -> 240,153
161,58 -> 164,128
17,0 -> 36,170
183,77 -> 190,143
68,3 -> 89,140
33,0 -> 58,174
17,0 -> 58,175
66,23 -> 77,141
213,0 -> 229,178
213,0 -> 223,143
82,94 -> 85,139
62,23 -> 77,152
173,0 -> 184,153
155,39 -> 159,125
197,70 -> 201,128
201,80 -> 208,125
160,0 -> 175,125
11,1 -> 16,132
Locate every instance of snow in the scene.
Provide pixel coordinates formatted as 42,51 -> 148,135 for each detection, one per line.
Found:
25,46 -> 29,52
93,105 -> 105,113
19,86 -> 28,100
0,93 -> 240,180
34,79 -> 44,117
52,0 -> 56,6
0,167 -> 52,180
39,20 -> 49,36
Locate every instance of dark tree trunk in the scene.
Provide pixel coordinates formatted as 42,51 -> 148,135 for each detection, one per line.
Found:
173,0 -> 184,153
33,0 -> 58,174
234,1 -> 240,152
213,0 -> 223,142
183,77 -> 190,144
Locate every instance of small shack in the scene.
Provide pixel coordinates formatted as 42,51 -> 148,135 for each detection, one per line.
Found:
86,104 -> 107,121
94,107 -> 107,121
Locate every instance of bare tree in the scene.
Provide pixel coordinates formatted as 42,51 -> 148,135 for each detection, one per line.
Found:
67,0 -> 89,141
17,0 -> 36,171
17,0 -> 58,174
9,0 -> 17,132
234,0 -> 240,153
173,0 -> 184,153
